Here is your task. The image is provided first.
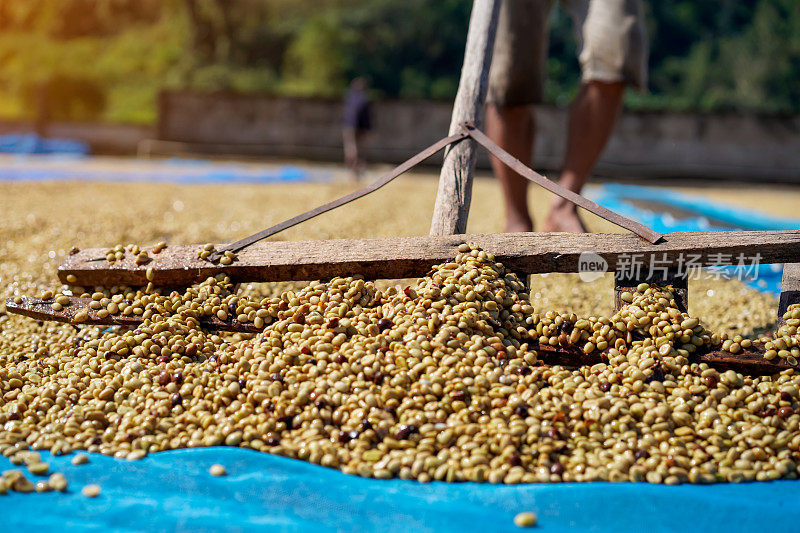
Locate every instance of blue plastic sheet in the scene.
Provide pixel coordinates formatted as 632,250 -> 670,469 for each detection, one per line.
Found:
4,448 -> 800,533
586,184 -> 800,295
597,184 -> 800,231
0,160 -> 319,185
0,133 -> 89,155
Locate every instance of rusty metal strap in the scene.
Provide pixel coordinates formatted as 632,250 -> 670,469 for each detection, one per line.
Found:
463,124 -> 662,244
213,130 -> 469,259
215,124 -> 661,258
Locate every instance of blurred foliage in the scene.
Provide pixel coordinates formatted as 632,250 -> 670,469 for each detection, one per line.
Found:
0,0 -> 796,123
21,75 -> 106,121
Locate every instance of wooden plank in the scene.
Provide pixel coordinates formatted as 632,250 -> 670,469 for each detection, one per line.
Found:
614,269 -> 688,312
778,263 -> 800,323
58,230 -> 800,287
429,0 -> 501,236
5,296 -> 790,375
4,296 -> 261,333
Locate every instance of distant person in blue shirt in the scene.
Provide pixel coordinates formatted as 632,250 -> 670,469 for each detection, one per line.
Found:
342,78 -> 372,182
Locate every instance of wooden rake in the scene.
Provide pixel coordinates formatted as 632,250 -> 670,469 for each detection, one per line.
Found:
6,0 -> 800,375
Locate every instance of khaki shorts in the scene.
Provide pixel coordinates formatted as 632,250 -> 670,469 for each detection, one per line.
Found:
487,0 -> 648,106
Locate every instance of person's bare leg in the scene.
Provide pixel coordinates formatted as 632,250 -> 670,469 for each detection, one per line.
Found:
343,128 -> 359,181
543,80 -> 625,232
486,103 -> 534,232
353,131 -> 367,182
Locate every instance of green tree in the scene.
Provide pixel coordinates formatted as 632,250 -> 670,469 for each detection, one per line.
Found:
281,14 -> 348,97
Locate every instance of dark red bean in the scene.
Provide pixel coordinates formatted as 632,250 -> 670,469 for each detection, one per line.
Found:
377,318 -> 393,332
550,462 -> 565,475
779,406 -> 793,418
546,428 -> 561,440
599,382 -> 612,392
508,453 -> 522,466
171,393 -> 182,406
171,372 -> 183,384
157,371 -> 171,386
395,424 -> 418,440
704,376 -> 718,389
514,405 -> 529,418
644,367 -> 665,383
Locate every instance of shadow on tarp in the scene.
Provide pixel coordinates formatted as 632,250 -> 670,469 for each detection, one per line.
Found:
3,448 -> 800,533
587,184 -> 800,295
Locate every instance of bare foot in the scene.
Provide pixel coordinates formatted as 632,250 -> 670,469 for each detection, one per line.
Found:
504,213 -> 534,233
542,203 -> 587,233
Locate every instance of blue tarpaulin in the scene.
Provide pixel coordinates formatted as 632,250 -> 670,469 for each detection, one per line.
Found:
4,448 -> 800,533
0,159 -> 318,185
586,183 -> 800,295
0,133 -> 89,155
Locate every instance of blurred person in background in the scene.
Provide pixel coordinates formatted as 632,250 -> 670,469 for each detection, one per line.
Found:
486,0 -> 648,233
342,77 -> 372,182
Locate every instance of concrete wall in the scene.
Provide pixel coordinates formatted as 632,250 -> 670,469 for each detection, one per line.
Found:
158,91 -> 800,182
